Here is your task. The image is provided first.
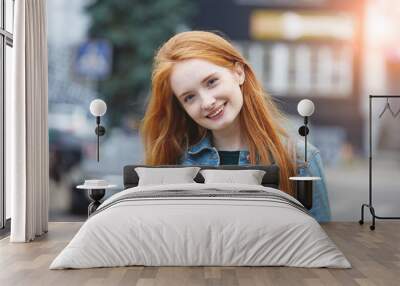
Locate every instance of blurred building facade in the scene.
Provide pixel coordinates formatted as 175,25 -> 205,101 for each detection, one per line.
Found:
192,0 -> 365,165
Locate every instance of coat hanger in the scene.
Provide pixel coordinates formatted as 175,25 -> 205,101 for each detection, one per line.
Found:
378,98 -> 396,118
394,105 -> 400,118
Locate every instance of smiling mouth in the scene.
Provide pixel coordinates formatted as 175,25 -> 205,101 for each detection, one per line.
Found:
206,103 -> 226,119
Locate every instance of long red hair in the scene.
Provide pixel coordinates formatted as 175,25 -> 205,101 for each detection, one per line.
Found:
141,31 -> 296,196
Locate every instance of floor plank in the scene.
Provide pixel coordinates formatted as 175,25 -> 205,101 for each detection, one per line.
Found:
0,222 -> 399,286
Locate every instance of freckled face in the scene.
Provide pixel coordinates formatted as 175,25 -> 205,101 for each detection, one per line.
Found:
170,59 -> 245,131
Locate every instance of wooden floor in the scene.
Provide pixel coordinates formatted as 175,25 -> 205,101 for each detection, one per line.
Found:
0,222 -> 399,286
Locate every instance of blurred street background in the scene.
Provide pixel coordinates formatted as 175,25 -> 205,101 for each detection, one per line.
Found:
41,0 -> 400,222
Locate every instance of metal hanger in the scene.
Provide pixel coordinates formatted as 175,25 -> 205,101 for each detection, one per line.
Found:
378,98 -> 396,118
394,106 -> 400,118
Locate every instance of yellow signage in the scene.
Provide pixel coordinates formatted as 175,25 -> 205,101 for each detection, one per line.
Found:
250,10 -> 354,41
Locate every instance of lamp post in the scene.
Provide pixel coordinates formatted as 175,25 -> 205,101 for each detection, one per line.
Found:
89,99 -> 107,162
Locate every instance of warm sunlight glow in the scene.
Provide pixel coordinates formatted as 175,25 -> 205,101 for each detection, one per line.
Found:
365,0 -> 400,47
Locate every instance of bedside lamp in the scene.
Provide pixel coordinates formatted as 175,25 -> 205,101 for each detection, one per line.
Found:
297,99 -> 315,163
76,99 -> 116,217
89,99 -> 107,162
289,99 -> 320,210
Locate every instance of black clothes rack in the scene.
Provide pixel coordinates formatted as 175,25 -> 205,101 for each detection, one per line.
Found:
359,95 -> 400,230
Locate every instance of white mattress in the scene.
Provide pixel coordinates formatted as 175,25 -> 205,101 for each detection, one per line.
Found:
50,183 -> 350,269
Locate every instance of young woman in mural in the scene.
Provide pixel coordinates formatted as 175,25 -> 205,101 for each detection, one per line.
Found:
141,31 -> 331,221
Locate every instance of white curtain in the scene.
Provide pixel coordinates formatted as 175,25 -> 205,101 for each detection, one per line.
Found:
8,0 -> 49,242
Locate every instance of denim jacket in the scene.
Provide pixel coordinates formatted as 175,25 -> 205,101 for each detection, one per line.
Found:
180,135 -> 331,222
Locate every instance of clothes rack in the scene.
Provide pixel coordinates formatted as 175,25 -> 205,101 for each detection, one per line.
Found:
359,95 -> 400,230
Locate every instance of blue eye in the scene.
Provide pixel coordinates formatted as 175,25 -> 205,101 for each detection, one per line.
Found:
184,94 -> 195,103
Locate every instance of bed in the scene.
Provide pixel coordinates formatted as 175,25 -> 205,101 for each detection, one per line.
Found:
50,165 -> 350,269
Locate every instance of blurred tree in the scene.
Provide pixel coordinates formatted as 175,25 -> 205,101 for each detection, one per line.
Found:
85,0 -> 196,127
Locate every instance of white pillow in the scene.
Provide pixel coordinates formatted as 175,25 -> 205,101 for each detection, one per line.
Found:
135,167 -> 201,186
200,169 -> 266,185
